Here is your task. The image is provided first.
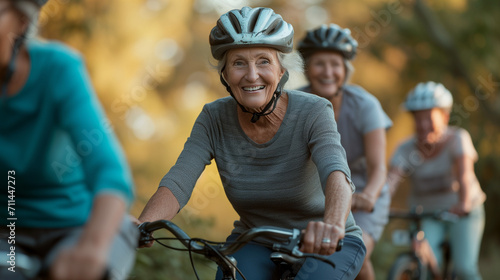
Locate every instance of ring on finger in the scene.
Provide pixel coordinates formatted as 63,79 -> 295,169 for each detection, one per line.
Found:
321,238 -> 331,244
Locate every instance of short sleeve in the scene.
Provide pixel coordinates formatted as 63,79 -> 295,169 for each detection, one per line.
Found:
451,128 -> 478,161
359,96 -> 393,134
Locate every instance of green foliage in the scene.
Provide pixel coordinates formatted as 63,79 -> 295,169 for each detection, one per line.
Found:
476,155 -> 500,243
129,218 -> 219,280
130,242 -> 217,280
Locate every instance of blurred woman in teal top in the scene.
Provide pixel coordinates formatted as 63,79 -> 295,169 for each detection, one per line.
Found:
0,1 -> 137,279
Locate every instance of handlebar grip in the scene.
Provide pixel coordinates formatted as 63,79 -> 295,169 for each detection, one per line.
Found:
138,222 -> 152,247
336,239 -> 343,252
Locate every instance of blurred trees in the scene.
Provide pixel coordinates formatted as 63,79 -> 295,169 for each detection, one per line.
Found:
39,0 -> 499,278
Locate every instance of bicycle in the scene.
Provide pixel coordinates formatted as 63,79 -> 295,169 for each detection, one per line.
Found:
138,219 -> 343,280
0,249 -> 42,279
0,245 -> 111,280
386,206 -> 458,280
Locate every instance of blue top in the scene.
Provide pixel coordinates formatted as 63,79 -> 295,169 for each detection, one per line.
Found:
0,40 -> 134,228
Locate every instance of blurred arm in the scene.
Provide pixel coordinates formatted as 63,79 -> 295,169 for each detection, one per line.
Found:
387,165 -> 405,198
51,194 -> 126,280
451,155 -> 475,215
352,128 -> 387,212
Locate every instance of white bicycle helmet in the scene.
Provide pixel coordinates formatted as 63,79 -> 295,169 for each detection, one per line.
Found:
298,24 -> 358,60
209,6 -> 294,60
208,7 -> 293,123
404,81 -> 453,111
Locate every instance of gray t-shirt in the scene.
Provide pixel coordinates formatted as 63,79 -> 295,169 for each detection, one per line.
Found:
160,90 -> 362,240
300,85 -> 392,191
390,126 -> 486,211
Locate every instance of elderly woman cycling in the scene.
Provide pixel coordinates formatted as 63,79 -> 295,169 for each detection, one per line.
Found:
0,1 -> 138,279
297,24 -> 392,280
388,82 -> 486,280
137,7 -> 366,279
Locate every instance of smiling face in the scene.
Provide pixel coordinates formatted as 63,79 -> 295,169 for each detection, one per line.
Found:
223,47 -> 285,112
305,51 -> 346,99
413,108 -> 450,145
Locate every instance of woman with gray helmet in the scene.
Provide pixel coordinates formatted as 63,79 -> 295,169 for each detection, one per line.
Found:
388,82 -> 486,280
0,0 -> 138,279
137,7 -> 365,279
297,24 -> 392,280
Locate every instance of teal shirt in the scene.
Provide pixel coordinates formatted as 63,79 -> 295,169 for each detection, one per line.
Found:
0,40 -> 134,228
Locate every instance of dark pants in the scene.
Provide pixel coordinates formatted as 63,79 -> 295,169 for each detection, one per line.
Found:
215,234 -> 366,280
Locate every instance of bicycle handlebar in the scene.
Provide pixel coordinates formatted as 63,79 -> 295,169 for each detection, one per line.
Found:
138,220 -> 342,268
389,208 -> 460,223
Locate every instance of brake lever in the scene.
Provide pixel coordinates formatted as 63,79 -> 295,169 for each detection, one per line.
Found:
336,239 -> 344,252
289,247 -> 336,269
138,222 -> 153,247
271,229 -> 342,270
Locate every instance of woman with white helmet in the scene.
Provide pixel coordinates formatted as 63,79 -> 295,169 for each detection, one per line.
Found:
0,0 -> 138,279
298,24 -> 392,280
388,81 -> 486,280
137,7 -> 365,279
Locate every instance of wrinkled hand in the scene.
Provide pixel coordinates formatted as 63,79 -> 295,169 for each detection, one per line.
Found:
50,242 -> 107,280
299,221 -> 344,256
130,215 -> 154,248
351,192 -> 376,213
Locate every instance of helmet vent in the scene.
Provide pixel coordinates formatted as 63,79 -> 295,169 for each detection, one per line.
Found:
228,12 -> 242,34
298,24 -> 358,60
264,19 -> 281,35
209,7 -> 294,60
248,8 -> 262,33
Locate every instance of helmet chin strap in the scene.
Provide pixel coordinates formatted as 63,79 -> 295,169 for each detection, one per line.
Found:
1,35 -> 26,99
333,85 -> 344,97
221,70 -> 289,123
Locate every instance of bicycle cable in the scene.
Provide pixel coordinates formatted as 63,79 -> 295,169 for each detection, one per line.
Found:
153,237 -> 204,279
152,236 -> 247,280
196,239 -> 247,280
187,238 -> 200,280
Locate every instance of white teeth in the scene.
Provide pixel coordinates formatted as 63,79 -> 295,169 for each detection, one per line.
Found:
243,86 -> 265,91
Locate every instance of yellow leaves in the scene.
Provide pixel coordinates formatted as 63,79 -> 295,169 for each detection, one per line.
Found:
65,4 -> 86,22
429,0 -> 468,12
384,46 -> 408,71
352,52 -> 401,94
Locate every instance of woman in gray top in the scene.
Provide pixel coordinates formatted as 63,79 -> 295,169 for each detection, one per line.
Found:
137,7 -> 365,279
297,24 -> 392,280
388,82 -> 485,280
